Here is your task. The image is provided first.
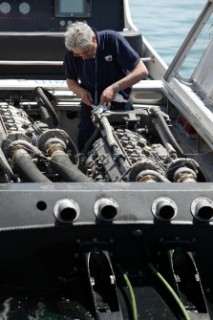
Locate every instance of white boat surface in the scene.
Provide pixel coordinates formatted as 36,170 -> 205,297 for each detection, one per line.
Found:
0,0 -> 213,319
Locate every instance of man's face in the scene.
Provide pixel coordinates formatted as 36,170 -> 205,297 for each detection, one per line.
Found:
72,36 -> 97,60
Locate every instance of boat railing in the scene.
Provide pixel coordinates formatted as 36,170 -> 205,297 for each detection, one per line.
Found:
0,57 -> 152,66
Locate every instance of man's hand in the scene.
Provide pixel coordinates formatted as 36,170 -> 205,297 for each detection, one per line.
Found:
80,89 -> 93,106
100,85 -> 116,105
67,79 -> 93,106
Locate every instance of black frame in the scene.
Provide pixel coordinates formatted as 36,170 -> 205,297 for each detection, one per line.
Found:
54,0 -> 91,17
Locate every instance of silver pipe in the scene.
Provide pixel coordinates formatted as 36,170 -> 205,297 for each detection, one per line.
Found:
94,198 -> 119,222
100,116 -> 117,147
191,197 -> 213,222
54,199 -> 80,223
152,197 -> 177,221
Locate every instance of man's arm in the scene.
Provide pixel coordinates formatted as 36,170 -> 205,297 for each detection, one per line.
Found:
67,79 -> 93,106
100,60 -> 148,104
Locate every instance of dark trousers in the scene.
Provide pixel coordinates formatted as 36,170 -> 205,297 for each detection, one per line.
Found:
77,105 -> 95,152
77,100 -> 133,151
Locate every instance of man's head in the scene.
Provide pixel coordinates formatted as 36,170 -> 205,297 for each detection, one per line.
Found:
65,22 -> 97,59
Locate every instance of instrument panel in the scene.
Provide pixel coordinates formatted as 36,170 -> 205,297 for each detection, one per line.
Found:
0,0 -> 92,32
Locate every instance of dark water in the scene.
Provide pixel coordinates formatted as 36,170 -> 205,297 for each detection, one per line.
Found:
0,296 -> 94,319
129,0 -> 206,65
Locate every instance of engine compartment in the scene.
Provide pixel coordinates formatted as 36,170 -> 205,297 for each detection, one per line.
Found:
0,87 -> 206,186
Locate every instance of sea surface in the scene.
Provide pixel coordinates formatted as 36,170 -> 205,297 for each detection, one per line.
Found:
128,0 -> 207,66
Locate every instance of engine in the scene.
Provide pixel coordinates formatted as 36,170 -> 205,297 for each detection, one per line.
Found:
0,88 -> 205,185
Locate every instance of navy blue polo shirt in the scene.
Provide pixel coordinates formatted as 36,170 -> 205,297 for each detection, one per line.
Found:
63,29 -> 140,104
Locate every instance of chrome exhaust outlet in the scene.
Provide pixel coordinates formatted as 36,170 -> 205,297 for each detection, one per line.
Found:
152,197 -> 177,221
94,198 -> 119,222
191,197 -> 213,222
54,199 -> 80,223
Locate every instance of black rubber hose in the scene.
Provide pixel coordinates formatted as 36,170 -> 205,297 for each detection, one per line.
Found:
0,148 -> 15,180
152,118 -> 177,157
50,150 -> 91,182
81,128 -> 100,155
150,106 -> 183,156
35,87 -> 59,127
13,148 -> 51,183
39,105 -> 55,129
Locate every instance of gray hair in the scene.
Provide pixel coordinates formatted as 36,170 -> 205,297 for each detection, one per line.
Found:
64,22 -> 95,51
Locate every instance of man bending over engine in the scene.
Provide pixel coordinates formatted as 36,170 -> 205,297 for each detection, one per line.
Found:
63,22 -> 148,151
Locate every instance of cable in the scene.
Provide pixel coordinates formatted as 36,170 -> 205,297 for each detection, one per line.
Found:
123,273 -> 138,320
148,263 -> 190,320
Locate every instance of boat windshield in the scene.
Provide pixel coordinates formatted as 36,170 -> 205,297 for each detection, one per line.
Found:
164,1 -> 213,84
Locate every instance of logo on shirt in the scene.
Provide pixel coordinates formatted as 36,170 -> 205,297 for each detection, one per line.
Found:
105,55 -> 113,61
